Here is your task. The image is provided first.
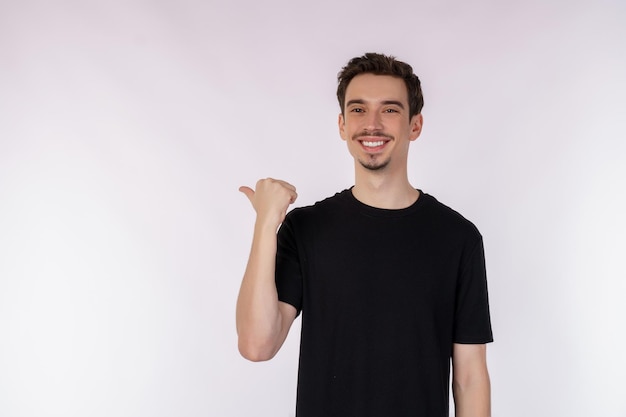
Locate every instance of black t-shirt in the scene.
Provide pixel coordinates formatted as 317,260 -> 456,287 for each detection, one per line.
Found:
276,189 -> 493,417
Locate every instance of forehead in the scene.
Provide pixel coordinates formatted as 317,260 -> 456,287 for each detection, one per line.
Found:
345,73 -> 408,105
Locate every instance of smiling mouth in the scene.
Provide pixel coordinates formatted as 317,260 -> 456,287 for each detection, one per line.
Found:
354,131 -> 392,143
358,137 -> 391,152
362,140 -> 386,148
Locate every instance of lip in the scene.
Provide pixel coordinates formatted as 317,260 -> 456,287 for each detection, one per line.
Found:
358,138 -> 390,153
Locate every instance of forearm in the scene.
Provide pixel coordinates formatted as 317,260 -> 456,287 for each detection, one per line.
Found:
236,178 -> 298,361
236,221 -> 284,361
452,367 -> 491,417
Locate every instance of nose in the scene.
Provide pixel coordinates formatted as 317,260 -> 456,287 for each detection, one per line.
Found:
364,111 -> 383,131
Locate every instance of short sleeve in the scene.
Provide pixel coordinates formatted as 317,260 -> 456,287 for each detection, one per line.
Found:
453,236 -> 493,344
275,215 -> 303,315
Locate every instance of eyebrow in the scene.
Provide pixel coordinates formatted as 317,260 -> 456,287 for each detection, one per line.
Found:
346,99 -> 405,109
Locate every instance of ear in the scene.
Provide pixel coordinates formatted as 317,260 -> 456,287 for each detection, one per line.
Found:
338,113 -> 348,141
409,113 -> 423,141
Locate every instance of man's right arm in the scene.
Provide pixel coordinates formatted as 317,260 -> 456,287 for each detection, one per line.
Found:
236,178 -> 298,362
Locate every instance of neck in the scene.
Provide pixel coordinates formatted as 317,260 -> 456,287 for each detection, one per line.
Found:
351,165 -> 419,209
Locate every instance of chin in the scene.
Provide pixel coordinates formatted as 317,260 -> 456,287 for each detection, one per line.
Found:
359,158 -> 390,171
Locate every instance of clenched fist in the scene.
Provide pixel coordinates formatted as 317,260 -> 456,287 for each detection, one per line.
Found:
239,178 -> 298,229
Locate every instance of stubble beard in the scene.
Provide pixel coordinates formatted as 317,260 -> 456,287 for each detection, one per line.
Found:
354,130 -> 393,172
358,155 -> 390,171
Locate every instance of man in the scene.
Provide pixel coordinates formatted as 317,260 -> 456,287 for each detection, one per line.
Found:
236,53 -> 493,417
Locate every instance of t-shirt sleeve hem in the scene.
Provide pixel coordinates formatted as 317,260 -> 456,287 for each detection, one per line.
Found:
453,336 -> 494,344
278,296 -> 302,317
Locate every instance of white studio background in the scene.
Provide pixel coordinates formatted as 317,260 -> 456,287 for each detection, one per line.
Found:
1,1 -> 625,416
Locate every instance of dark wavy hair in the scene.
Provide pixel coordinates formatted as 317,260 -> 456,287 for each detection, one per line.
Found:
337,53 -> 424,118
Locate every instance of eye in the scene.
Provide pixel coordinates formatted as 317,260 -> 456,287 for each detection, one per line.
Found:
384,108 -> 399,113
350,108 -> 364,113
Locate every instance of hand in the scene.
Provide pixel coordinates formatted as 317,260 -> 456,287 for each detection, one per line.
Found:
239,178 -> 298,228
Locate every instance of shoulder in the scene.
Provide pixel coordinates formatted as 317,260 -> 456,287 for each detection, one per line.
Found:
278,189 -> 353,241
419,192 -> 482,240
285,189 -> 351,222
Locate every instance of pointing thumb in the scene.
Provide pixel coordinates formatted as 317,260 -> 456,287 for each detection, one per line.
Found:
238,186 -> 255,203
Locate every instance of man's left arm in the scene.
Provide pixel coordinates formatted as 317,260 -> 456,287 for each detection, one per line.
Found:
452,343 -> 491,417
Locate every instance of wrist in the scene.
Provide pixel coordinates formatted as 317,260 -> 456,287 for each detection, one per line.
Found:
254,216 -> 281,234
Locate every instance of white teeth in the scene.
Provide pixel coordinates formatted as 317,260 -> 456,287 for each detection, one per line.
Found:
363,141 -> 384,147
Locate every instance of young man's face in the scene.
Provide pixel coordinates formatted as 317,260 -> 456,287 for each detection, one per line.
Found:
338,73 -> 423,173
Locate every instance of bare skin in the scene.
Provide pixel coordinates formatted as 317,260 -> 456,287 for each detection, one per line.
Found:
236,179 -> 298,361
453,343 -> 492,417
236,74 -> 490,415
338,73 -> 423,209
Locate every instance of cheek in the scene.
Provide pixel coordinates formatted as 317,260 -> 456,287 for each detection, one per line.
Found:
345,141 -> 358,157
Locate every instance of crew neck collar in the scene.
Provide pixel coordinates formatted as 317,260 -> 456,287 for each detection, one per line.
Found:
340,187 -> 427,218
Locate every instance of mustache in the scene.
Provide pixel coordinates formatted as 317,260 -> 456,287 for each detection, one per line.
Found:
352,131 -> 394,141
